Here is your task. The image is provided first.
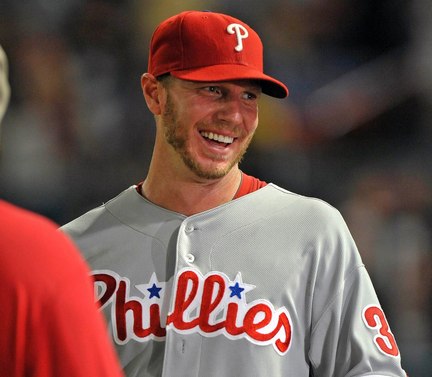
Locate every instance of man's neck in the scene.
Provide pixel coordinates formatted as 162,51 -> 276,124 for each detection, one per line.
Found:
141,167 -> 242,216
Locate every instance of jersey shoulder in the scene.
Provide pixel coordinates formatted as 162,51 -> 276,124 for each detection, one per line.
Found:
61,186 -> 138,237
61,185 -> 185,246
257,184 -> 361,263
258,183 -> 346,229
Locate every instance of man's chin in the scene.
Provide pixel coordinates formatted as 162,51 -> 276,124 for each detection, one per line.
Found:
190,167 -> 231,181
184,159 -> 235,181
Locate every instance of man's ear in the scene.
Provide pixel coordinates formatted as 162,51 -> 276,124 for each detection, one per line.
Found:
0,45 -> 10,124
141,73 -> 163,115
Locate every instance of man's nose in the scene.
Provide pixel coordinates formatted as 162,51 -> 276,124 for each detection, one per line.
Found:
215,98 -> 244,125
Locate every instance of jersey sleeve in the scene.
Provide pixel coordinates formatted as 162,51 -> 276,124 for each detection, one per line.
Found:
308,250 -> 406,376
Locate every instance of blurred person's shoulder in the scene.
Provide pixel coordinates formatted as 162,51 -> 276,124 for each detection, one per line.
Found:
0,199 -> 58,230
0,200 -> 90,292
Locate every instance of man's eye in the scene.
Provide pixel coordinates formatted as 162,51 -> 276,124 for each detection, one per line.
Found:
205,86 -> 221,94
243,92 -> 259,101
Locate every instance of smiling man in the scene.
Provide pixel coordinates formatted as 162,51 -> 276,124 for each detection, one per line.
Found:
140,75 -> 263,215
62,10 -> 407,377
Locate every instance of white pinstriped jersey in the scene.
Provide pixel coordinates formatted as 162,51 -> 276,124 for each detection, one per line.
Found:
61,184 -> 406,377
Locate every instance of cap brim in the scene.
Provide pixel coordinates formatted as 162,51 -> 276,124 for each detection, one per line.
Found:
170,64 -> 288,98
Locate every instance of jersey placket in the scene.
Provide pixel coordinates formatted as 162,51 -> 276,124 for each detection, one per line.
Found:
161,218 -> 204,377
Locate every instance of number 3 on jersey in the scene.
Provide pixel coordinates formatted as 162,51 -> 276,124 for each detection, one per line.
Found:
362,305 -> 400,357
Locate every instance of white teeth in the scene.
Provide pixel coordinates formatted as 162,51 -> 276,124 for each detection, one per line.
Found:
201,131 -> 234,144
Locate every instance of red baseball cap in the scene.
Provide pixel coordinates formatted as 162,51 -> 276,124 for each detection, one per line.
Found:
148,11 -> 289,98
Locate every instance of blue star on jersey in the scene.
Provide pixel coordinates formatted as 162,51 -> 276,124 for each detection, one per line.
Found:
136,272 -> 165,300
229,282 -> 245,298
147,283 -> 162,298
228,272 -> 255,301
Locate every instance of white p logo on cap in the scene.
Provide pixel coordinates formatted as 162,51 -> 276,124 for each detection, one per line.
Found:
227,23 -> 249,52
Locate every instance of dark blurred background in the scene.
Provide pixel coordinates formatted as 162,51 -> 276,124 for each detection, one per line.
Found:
0,0 -> 431,375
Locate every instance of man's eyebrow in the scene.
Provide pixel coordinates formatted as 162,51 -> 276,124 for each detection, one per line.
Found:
179,80 -> 262,94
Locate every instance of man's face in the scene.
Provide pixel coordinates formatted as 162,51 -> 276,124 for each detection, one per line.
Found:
0,46 -> 10,126
158,77 -> 261,180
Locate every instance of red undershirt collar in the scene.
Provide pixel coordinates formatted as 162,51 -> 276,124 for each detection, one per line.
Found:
233,172 -> 267,199
136,172 -> 267,201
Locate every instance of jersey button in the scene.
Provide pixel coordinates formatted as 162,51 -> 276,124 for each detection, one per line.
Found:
186,253 -> 195,263
185,224 -> 194,233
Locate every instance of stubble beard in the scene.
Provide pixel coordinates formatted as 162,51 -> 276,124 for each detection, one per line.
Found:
161,92 -> 254,180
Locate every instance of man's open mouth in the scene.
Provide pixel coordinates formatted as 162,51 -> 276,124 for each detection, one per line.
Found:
200,131 -> 234,146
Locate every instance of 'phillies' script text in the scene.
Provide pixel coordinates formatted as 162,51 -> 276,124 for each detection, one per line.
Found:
93,268 -> 292,355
